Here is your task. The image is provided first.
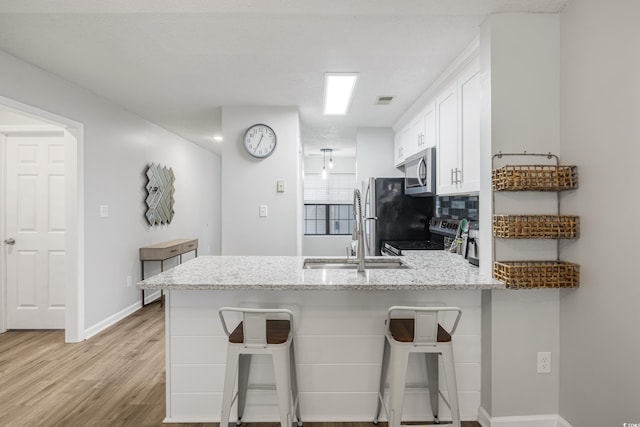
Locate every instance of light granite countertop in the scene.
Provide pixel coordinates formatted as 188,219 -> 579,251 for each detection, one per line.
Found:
138,251 -> 505,290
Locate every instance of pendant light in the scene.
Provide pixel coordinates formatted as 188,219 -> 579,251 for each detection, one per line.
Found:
321,148 -> 329,180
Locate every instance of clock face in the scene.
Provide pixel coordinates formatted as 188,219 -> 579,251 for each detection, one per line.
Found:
243,124 -> 277,158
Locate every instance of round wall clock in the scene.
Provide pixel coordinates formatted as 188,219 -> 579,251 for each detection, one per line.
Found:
243,124 -> 277,158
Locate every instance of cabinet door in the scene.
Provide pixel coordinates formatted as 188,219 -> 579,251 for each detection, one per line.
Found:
401,116 -> 424,160
402,123 -> 416,160
459,66 -> 481,193
436,83 -> 458,194
412,115 -> 426,154
394,128 -> 406,167
423,102 -> 436,148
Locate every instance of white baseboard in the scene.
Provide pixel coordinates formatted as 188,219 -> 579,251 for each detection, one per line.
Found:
144,290 -> 161,305
478,406 -> 491,427
84,300 -> 141,339
478,407 -> 572,427
557,416 -> 572,427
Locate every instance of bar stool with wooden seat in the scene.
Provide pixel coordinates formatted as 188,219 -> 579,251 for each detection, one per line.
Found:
219,307 -> 302,427
373,306 -> 462,427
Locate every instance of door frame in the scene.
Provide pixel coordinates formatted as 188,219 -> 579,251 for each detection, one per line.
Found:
0,95 -> 84,343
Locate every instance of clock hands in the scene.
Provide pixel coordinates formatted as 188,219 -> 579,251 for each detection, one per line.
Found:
254,134 -> 264,152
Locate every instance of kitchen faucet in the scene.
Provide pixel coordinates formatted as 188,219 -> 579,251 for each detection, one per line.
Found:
353,189 -> 366,272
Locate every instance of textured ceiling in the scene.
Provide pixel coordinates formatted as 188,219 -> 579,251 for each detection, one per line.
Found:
0,0 -> 568,156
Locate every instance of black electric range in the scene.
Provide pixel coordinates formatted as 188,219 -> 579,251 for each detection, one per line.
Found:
381,240 -> 444,256
381,218 -> 463,256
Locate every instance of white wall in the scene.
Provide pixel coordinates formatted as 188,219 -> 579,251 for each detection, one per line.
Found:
355,127 -> 401,188
0,49 -> 221,333
221,107 -> 301,256
479,13 -> 561,418
559,1 -> 640,425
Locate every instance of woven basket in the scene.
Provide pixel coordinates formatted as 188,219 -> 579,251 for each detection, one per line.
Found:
492,165 -> 578,191
493,215 -> 580,239
493,261 -> 580,289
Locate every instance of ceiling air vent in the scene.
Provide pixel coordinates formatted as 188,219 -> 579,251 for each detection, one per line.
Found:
376,96 -> 394,105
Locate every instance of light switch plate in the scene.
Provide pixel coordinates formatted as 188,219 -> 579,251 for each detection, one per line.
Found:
100,205 -> 109,218
259,205 -> 268,217
277,180 -> 285,192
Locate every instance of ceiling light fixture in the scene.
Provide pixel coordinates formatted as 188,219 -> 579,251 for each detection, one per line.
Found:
323,73 -> 359,115
213,135 -> 223,142
321,148 -> 333,179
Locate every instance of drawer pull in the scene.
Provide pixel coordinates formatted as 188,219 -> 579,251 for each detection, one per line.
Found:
170,249 -> 178,253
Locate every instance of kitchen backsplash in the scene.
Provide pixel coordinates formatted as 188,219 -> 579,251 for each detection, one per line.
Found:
435,195 -> 479,221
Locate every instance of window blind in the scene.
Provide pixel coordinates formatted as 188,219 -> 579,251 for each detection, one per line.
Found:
304,173 -> 356,203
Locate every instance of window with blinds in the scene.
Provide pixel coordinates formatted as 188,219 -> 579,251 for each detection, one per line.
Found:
303,173 -> 356,235
303,173 -> 357,203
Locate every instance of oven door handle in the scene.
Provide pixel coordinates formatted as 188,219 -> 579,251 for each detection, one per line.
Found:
380,246 -> 399,257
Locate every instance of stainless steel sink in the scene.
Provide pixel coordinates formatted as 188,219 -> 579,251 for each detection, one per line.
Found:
302,258 -> 410,270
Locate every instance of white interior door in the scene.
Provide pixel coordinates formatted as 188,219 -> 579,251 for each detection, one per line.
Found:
5,133 -> 66,329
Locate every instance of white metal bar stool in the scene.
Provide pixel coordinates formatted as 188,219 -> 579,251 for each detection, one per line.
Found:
373,306 -> 462,427
219,307 -> 302,427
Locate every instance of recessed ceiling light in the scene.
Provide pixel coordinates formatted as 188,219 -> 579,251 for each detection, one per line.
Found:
323,73 -> 359,115
213,135 -> 223,142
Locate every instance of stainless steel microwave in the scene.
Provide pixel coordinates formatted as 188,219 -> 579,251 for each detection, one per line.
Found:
404,147 -> 436,196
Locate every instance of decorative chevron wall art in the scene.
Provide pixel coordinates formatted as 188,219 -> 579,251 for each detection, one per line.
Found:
144,163 -> 175,225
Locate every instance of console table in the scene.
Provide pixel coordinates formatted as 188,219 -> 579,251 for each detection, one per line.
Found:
139,238 -> 198,306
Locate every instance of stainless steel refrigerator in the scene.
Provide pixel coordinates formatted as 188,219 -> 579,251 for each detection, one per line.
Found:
364,177 -> 434,256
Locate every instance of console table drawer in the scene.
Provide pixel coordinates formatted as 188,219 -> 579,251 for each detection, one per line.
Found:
140,238 -> 198,261
181,240 -> 198,253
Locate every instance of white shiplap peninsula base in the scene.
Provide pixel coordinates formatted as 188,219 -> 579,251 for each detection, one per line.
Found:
139,253 -> 503,423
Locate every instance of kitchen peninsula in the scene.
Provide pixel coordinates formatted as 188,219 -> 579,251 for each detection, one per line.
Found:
139,253 -> 503,423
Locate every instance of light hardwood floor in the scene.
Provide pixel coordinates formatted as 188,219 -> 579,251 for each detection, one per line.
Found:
0,302 -> 480,427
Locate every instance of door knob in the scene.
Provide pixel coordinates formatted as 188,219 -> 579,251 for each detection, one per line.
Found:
4,238 -> 15,245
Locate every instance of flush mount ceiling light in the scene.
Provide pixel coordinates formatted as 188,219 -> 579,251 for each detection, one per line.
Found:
323,73 -> 359,115
213,135 -> 223,142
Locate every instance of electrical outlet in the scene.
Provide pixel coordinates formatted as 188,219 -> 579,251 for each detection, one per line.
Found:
126,275 -> 132,288
537,351 -> 551,373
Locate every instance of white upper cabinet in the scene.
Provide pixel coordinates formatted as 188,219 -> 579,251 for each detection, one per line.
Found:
394,102 -> 436,167
393,48 -> 481,187
436,82 -> 459,194
423,101 -> 436,149
404,115 -> 426,159
436,60 -> 480,195
458,62 -> 481,194
394,127 -> 406,167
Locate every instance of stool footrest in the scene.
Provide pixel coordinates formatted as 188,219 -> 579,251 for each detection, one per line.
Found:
244,383 -> 277,391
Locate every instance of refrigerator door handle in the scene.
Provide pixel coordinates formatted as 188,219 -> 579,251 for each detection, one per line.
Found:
364,179 -> 373,256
